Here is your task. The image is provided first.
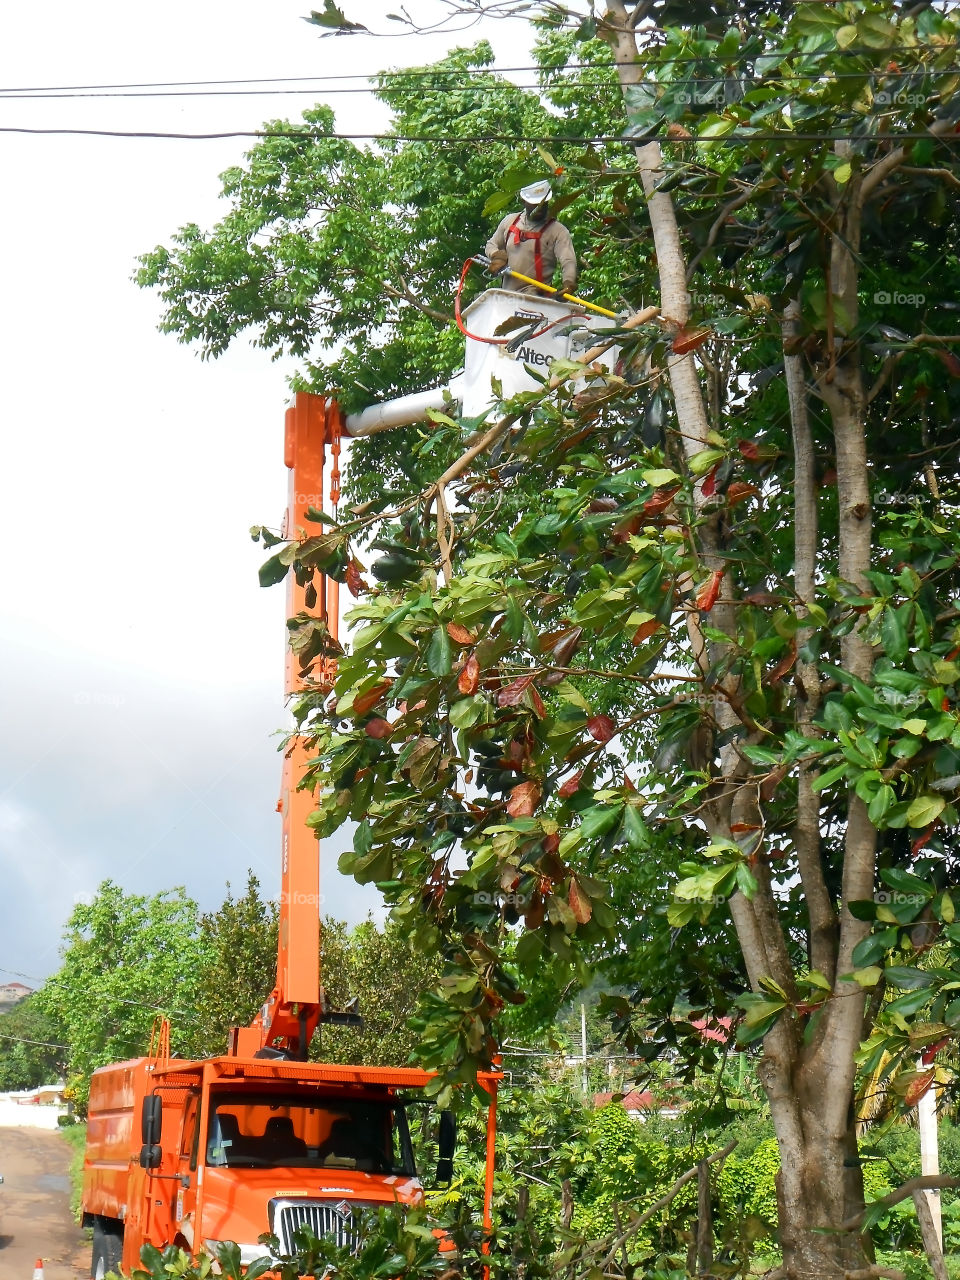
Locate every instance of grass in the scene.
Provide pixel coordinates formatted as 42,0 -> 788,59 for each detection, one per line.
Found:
56,1120 -> 87,1221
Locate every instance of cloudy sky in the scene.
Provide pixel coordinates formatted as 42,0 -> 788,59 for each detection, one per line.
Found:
0,1 -> 533,980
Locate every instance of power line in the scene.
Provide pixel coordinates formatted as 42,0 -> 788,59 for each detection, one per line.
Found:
0,125 -> 956,145
2,69 -> 959,101
0,1032 -> 69,1051
0,66 -> 581,93
0,46 -> 954,94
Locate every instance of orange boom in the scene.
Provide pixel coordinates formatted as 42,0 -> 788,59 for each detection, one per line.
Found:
81,395 -> 500,1279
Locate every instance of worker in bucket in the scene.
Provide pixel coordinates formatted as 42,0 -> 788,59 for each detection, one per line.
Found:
485,180 -> 578,298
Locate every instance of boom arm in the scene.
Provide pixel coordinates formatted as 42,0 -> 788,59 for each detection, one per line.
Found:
230,392 -> 343,1059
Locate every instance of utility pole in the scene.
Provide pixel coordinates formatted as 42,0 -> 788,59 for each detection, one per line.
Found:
581,1003 -> 589,1098
918,1076 -> 943,1250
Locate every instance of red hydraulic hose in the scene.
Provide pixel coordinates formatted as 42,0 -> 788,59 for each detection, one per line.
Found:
455,257 -> 580,347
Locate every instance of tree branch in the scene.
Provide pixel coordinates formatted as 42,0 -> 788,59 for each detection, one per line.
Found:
839,1175 -> 960,1232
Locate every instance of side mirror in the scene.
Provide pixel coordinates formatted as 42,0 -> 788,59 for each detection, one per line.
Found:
139,1144 -> 162,1170
141,1094 -> 162,1146
435,1110 -> 456,1184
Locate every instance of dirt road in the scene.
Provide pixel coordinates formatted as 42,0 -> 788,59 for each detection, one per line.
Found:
0,1126 -> 88,1279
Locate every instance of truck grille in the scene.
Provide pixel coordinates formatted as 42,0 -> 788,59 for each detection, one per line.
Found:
271,1198 -> 358,1254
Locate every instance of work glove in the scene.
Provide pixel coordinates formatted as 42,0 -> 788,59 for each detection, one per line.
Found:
561,280 -> 577,297
487,250 -> 508,275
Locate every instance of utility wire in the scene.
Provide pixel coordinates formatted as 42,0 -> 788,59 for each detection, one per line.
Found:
0,126 -> 956,144
0,1032 -> 70,1051
0,47 -> 954,94
2,68 -> 958,100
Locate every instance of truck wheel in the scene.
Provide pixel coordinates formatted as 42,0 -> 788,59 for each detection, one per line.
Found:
91,1217 -> 123,1280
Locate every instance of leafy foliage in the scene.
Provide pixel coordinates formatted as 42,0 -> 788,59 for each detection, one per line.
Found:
0,993 -> 66,1090
141,0 -> 960,1269
36,881 -> 209,1111
185,872 -> 278,1058
317,915 -> 442,1065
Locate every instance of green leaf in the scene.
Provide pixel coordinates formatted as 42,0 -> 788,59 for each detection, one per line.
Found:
622,803 -> 650,849
259,551 -> 290,587
641,467 -> 680,488
906,793 -> 945,828
885,987 -> 933,1017
687,447 -> 727,475
884,965 -> 936,990
881,606 -> 908,665
426,625 -> 453,677
881,867 -> 933,897
578,803 -> 623,843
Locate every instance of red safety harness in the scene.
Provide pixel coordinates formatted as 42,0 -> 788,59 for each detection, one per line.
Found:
508,214 -> 555,282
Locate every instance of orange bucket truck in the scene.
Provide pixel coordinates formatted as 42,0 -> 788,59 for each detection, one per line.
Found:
80,395 -> 499,1278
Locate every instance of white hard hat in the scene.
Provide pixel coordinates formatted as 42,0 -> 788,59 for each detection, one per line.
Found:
519,180 -> 553,205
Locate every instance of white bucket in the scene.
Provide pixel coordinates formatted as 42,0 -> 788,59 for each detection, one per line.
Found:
459,288 -> 619,417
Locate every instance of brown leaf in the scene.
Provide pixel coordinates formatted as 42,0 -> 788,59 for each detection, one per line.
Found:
538,626 -> 576,653
631,618 -> 661,646
587,714 -> 616,744
904,1068 -> 936,1108
666,122 -> 692,139
738,439 -> 760,462
364,717 -> 392,739
588,497 -> 619,513
744,590 -> 780,607
558,771 -> 583,798
936,349 -> 960,378
759,762 -> 790,803
507,780 -> 541,818
524,894 -> 546,929
404,736 -> 442,790
498,673 -> 538,707
769,640 -> 797,685
641,485 -> 681,517
552,626 -> 583,667
346,560 -> 368,598
529,685 -> 547,718
672,326 -> 711,355
701,463 -> 720,498
726,480 -> 758,507
446,622 -> 476,645
695,569 -> 725,612
568,877 -> 593,925
353,680 -> 393,717
458,653 -> 480,696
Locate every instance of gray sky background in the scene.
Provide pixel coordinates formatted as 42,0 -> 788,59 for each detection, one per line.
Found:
0,1 -> 531,980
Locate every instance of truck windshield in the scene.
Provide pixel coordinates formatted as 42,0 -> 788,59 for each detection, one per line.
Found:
205,1093 -> 416,1175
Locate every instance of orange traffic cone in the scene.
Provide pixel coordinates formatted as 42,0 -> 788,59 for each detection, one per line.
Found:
32,1262 -> 44,1280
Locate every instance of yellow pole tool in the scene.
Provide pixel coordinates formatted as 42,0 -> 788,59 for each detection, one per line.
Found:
499,267 -> 619,320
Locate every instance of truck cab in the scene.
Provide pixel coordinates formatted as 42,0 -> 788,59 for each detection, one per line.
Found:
82,1055 -> 470,1276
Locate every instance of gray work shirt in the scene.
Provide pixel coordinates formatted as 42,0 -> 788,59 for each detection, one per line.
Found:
485,211 -> 578,295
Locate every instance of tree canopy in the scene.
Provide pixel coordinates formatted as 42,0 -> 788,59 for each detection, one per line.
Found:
139,1 -> 960,1274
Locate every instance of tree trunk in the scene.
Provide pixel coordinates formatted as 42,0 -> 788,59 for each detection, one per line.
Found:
602,8 -> 875,1274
